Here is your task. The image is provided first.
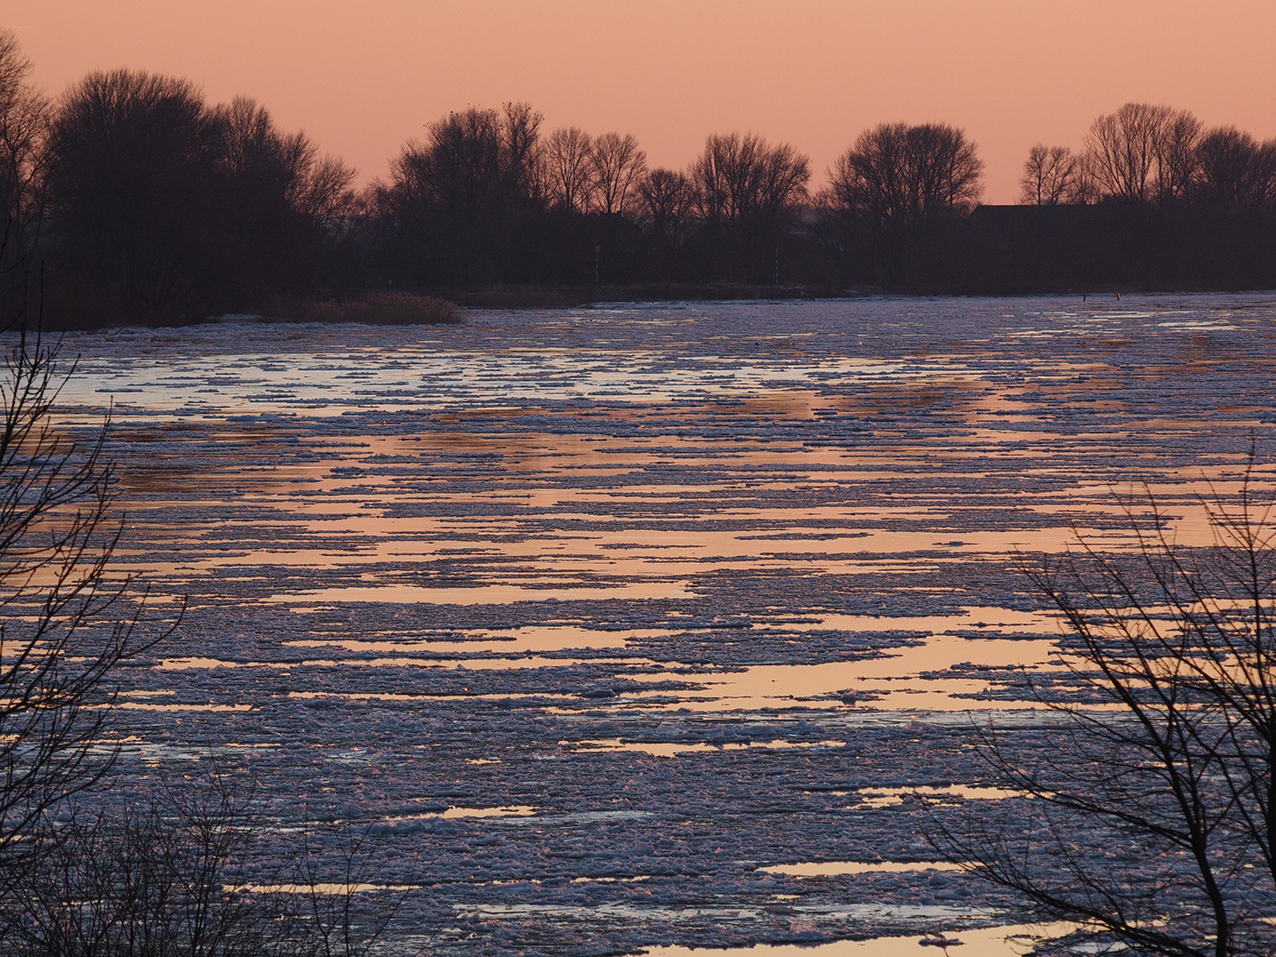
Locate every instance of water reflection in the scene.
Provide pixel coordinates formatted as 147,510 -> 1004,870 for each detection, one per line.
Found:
386,805 -> 536,822
286,624 -> 640,654
264,582 -> 697,604
628,635 -> 1065,712
158,629 -> 1063,712
758,861 -> 965,877
566,738 -> 847,758
852,785 -> 1022,807
642,924 -> 1075,957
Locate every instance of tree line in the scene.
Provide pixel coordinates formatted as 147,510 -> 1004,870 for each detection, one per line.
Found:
4,32 -> 1276,327
979,103 -> 1276,294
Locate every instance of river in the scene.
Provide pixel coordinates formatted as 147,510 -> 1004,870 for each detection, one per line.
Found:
42,292 -> 1276,954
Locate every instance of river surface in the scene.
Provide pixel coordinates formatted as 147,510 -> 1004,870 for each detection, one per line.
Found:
44,294 -> 1276,955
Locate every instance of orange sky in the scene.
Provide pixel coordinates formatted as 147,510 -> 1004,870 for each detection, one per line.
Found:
12,0 -> 1276,204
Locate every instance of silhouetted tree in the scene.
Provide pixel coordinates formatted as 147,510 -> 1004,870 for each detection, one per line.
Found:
8,779 -> 272,956
1085,103 -> 1202,207
637,167 -> 696,277
42,70 -> 225,325
691,132 -> 809,282
1156,109 -> 1205,207
823,122 -> 982,286
385,103 -> 543,283
1193,127 -> 1276,215
294,816 -> 412,957
1019,144 -> 1088,205
0,30 -> 47,305
42,72 -> 356,324
501,101 -> 542,199
0,329 -> 178,898
932,467 -> 1276,956
6,770 -> 407,957
1085,103 -> 1163,205
212,96 -> 355,306
588,132 -> 646,217
542,126 -> 593,213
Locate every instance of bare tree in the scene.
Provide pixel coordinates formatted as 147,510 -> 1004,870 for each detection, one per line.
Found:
931,465 -> 1276,956
210,96 -> 355,303
542,126 -> 594,213
214,96 -> 354,225
826,122 -> 983,225
43,70 -> 226,325
823,122 -> 982,284
691,132 -> 809,281
637,167 -> 695,270
386,102 -> 543,282
907,123 -> 985,215
1156,109 -> 1205,206
6,774 -> 293,957
499,101 -> 542,201
293,820 -> 412,957
1085,103 -> 1202,206
0,30 -> 48,294
638,168 -> 694,228
4,758 -> 403,956
0,330 -> 177,894
41,70 -> 356,323
1019,144 -> 1086,205
1194,127 -> 1276,215
1086,103 -> 1163,204
692,132 -> 809,225
587,132 -> 646,217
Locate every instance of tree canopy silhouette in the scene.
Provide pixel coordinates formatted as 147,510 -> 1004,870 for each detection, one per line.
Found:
384,103 -> 542,284
41,70 -> 355,325
211,96 -> 355,307
637,167 -> 696,278
542,126 -> 594,214
588,132 -> 647,217
690,132 -> 809,283
1194,127 -> 1276,216
823,122 -> 983,286
0,30 -> 47,310
6,21 -> 1276,314
1084,102 -> 1202,207
1018,144 -> 1088,206
43,70 -> 223,325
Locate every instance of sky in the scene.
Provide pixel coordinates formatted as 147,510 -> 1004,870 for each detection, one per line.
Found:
11,0 -> 1276,204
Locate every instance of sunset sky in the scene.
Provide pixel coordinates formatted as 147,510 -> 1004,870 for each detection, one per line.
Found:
12,1 -> 1276,204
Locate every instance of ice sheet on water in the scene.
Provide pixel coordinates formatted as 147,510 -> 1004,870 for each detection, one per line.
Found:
35,293 -> 1276,954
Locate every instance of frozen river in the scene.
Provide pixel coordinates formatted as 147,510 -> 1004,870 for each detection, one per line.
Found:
47,294 -> 1276,954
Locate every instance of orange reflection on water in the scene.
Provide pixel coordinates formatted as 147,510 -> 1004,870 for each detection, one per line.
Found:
564,738 -> 847,758
758,860 -> 966,877
286,624 -> 644,654
627,635 -> 1066,713
263,581 -> 696,605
